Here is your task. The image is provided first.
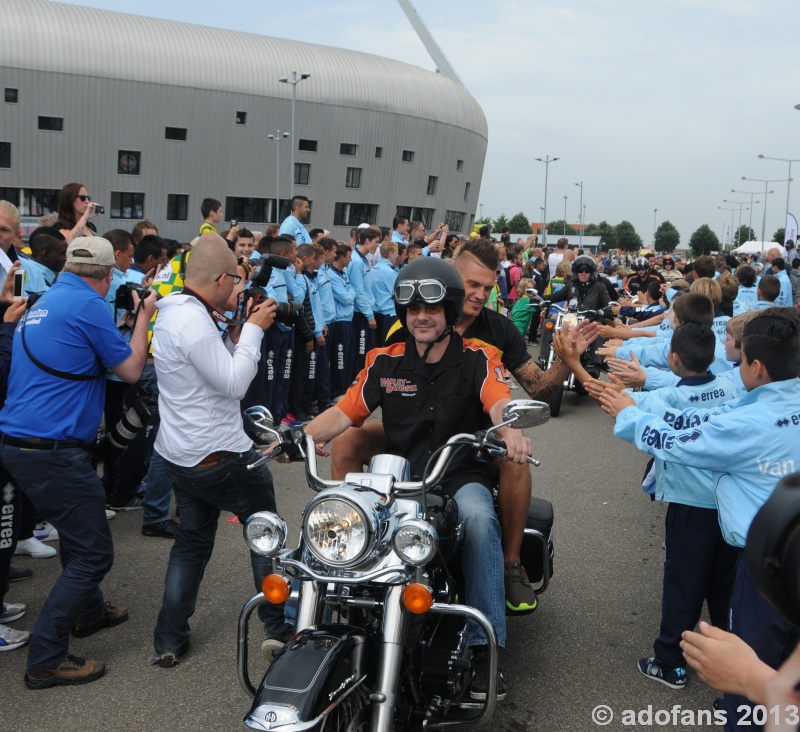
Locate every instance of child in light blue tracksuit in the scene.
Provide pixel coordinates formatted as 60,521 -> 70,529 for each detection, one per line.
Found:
604,308 -> 800,732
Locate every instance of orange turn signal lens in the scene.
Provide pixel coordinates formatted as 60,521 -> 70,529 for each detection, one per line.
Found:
545,322 -> 554,331
262,574 -> 291,604
402,583 -> 434,614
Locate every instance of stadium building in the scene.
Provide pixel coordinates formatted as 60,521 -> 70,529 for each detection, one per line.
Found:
1,0 -> 488,241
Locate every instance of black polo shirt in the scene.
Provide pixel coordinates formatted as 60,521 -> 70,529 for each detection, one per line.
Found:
385,306 -> 531,372
337,332 -> 509,492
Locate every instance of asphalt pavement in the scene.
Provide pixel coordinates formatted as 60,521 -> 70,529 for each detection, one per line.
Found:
3,345 -> 722,732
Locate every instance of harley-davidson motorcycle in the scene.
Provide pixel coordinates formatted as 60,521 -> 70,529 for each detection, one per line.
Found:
235,399 -> 554,732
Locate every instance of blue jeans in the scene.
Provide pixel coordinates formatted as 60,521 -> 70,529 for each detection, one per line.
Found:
0,445 -> 113,670
454,482 -> 506,648
153,449 -> 284,659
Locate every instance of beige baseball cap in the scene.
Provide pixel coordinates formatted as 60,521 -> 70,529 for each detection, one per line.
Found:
67,236 -> 115,267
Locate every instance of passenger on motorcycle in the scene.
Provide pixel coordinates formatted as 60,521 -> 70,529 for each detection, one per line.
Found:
302,257 -> 532,700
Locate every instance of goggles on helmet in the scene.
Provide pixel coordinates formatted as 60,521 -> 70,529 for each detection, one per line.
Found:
394,278 -> 447,306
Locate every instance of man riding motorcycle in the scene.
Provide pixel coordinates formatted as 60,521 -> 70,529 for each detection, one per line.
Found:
628,256 -> 665,296
302,256 -> 532,700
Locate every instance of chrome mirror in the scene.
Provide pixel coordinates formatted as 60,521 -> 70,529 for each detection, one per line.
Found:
501,399 -> 551,429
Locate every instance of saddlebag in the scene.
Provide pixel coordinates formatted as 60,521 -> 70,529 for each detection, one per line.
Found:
519,497 -> 554,589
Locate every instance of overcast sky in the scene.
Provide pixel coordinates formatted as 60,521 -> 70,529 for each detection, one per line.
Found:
73,0 -> 799,245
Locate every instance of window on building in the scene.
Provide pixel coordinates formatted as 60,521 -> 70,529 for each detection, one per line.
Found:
345,167 -> 362,189
117,150 -> 141,175
165,126 -> 187,141
38,116 -> 63,132
20,189 -> 59,216
340,143 -> 358,156
464,182 -> 471,202
395,207 -> 435,228
226,197 -> 268,223
167,194 -> 189,221
298,139 -> 318,152
111,192 -> 145,220
402,150 -> 415,163
456,159 -> 464,172
0,188 -> 19,206
0,143 -> 10,169
5,88 -> 18,104
294,163 -> 310,186
236,111 -> 247,125
444,210 -> 466,232
375,146 -> 383,159
267,199 -> 295,224
334,202 -> 378,227
427,176 -> 438,196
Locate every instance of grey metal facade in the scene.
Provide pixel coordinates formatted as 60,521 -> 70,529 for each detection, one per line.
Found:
0,0 -> 488,241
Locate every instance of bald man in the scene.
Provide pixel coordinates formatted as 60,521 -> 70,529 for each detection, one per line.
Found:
151,235 -> 286,667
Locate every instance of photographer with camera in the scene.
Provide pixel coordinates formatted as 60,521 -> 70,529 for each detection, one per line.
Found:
150,236 -> 286,668
0,236 -> 156,688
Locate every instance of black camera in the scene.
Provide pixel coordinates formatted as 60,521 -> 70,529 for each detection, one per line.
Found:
243,254 -> 303,326
95,385 -> 159,467
114,282 -> 150,312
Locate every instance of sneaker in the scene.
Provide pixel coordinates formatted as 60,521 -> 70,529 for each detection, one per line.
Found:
107,494 -> 143,511
469,646 -> 507,701
155,653 -> 180,668
141,519 -> 178,539
33,521 -> 59,542
25,655 -> 105,689
0,623 -> 30,651
261,625 -> 294,665
105,509 -> 117,521
638,657 -> 687,689
14,537 -> 56,559
1,602 -> 26,623
280,413 -> 303,428
8,565 -> 33,583
70,602 -> 129,638
504,562 -> 538,613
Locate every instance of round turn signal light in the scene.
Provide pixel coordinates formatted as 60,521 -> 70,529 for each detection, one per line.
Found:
262,574 -> 291,604
402,583 -> 434,614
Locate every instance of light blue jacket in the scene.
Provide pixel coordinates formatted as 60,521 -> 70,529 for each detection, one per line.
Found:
267,267 -> 292,333
615,379 -> 800,547
346,248 -> 374,318
775,269 -> 793,307
735,285 -> 758,312
367,258 -> 398,316
303,272 -> 324,338
629,374 -> 739,508
329,266 -> 355,321
278,215 -> 311,244
316,264 -> 336,325
18,256 -> 57,296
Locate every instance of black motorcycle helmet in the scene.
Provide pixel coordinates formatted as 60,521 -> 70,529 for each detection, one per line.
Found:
572,255 -> 598,288
393,257 -> 465,328
663,255 -> 674,268
633,255 -> 650,274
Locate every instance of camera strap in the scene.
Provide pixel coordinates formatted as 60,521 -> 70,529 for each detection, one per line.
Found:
183,287 -> 243,330
19,295 -> 103,381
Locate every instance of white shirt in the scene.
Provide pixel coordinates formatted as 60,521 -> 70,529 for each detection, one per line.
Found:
548,251 -> 564,278
153,294 -> 263,467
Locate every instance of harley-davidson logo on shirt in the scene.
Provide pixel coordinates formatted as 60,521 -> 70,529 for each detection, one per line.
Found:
379,378 -> 417,395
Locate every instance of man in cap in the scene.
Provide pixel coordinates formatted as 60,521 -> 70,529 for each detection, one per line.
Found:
0,236 -> 156,688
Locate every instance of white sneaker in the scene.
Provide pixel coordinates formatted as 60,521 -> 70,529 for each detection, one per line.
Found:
14,537 -> 57,558
0,623 -> 30,651
106,509 -> 117,521
33,521 -> 59,542
1,602 -> 26,622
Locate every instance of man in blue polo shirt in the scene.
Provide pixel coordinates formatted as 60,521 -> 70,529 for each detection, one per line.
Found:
278,196 -> 312,245
0,236 -> 155,689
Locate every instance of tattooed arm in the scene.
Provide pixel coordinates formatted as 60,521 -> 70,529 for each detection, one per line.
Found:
511,357 -> 569,402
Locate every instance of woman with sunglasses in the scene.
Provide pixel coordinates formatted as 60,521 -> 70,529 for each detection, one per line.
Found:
55,182 -> 102,243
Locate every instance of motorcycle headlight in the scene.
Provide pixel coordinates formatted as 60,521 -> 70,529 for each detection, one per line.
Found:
244,512 -> 287,557
392,520 -> 438,566
304,498 -> 370,566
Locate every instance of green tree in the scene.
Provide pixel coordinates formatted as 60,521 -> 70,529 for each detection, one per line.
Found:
585,221 -> 617,249
547,220 -> 577,236
734,225 -> 756,247
492,213 -> 509,230
616,220 -> 643,251
653,220 -> 680,253
507,212 -> 530,233
689,224 -> 720,257
773,227 -> 786,244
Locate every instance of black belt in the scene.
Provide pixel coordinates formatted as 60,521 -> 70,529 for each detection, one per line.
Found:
0,435 -> 91,451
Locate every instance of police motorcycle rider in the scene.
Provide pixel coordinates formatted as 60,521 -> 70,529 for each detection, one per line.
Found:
538,255 -> 611,368
295,256 -> 533,699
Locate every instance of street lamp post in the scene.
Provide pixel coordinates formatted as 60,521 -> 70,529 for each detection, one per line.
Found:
653,208 -> 658,247
267,130 -> 290,223
718,206 -> 737,251
535,156 -> 559,248
278,70 -> 311,198
539,207 -> 545,238
731,188 -> 768,235
723,199 -> 752,248
479,203 -> 483,221
563,195 -> 568,235
575,181 -> 583,249
758,155 -> 800,232
741,176 -> 792,243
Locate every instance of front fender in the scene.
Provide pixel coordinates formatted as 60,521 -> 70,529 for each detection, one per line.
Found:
244,625 -> 373,732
